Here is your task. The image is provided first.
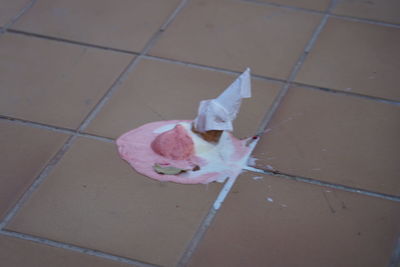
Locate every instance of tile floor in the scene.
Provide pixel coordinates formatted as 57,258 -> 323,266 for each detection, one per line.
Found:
0,0 -> 399,266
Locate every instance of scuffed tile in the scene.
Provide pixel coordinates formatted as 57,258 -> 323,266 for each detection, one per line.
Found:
0,120 -> 69,219
6,137 -> 222,267
85,59 -> 281,139
188,172 -> 400,267
296,18 -> 400,101
150,0 -> 321,79
0,33 -> 132,128
11,0 -> 181,51
0,235 -> 134,267
251,86 -> 400,196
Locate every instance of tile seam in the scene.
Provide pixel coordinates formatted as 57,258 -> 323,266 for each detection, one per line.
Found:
241,0 -> 400,29
293,83 -> 400,106
0,230 -> 159,267
177,208 -> 217,267
6,28 -> 140,55
5,27 -> 286,84
253,0 -> 337,140
0,116 -> 115,143
1,0 -> 37,32
5,33 -> 400,106
243,166 -> 400,203
142,54 -> 286,84
77,0 -> 191,132
331,14 -> 400,29
240,0 -> 324,14
0,135 -> 78,230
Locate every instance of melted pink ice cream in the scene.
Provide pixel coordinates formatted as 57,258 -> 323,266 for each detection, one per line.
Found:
116,120 -> 252,184
151,124 -> 194,160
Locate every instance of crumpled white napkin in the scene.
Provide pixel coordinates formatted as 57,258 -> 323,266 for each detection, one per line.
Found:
194,68 -> 251,132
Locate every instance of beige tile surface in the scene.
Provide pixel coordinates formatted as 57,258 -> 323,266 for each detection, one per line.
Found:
150,0 -> 321,79
296,18 -> 400,101
85,59 -> 281,139
0,235 -> 134,267
0,0 -> 31,26
251,86 -> 400,196
188,172 -> 400,267
0,120 -> 68,220
333,0 -> 400,24
0,33 -> 132,128
6,137 -> 222,267
12,0 -> 180,52
254,0 -> 330,11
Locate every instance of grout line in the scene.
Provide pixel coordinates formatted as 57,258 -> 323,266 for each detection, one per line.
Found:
2,0 -> 37,31
0,116 -> 115,143
241,0 -> 400,29
78,0 -> 190,132
7,29 -> 140,55
0,230 -> 160,267
76,133 -> 114,143
5,32 -> 399,107
177,208 -> 217,267
0,135 -> 78,229
293,83 -> 400,106
0,115 -> 76,135
254,0 -> 337,138
243,166 -> 400,202
389,236 -> 400,267
143,54 -> 286,84
240,0 -> 323,14
7,26 -> 285,86
331,14 -> 400,29
160,0 -> 189,31
6,25 -> 399,107
76,56 -> 140,132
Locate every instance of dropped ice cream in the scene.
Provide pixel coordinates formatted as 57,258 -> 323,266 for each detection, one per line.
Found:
116,68 -> 255,184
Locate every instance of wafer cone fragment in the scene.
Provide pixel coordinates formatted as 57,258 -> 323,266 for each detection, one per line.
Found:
193,68 -> 251,137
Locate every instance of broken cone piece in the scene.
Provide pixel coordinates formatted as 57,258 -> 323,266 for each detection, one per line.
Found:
151,124 -> 195,160
193,68 -> 251,133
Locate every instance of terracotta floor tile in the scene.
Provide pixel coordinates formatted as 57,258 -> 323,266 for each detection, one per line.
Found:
188,172 -> 400,267
149,0 -> 321,79
12,0 -> 180,52
0,0 -> 31,26
251,86 -> 400,196
333,0 -> 400,24
85,59 -> 281,139
296,18 -> 400,101
252,0 -> 330,11
0,33 -> 132,128
0,235 -> 134,267
6,137 -> 222,267
0,120 -> 69,220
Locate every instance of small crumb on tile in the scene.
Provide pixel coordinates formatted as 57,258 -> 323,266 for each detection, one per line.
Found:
266,197 -> 274,203
252,176 -> 263,181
